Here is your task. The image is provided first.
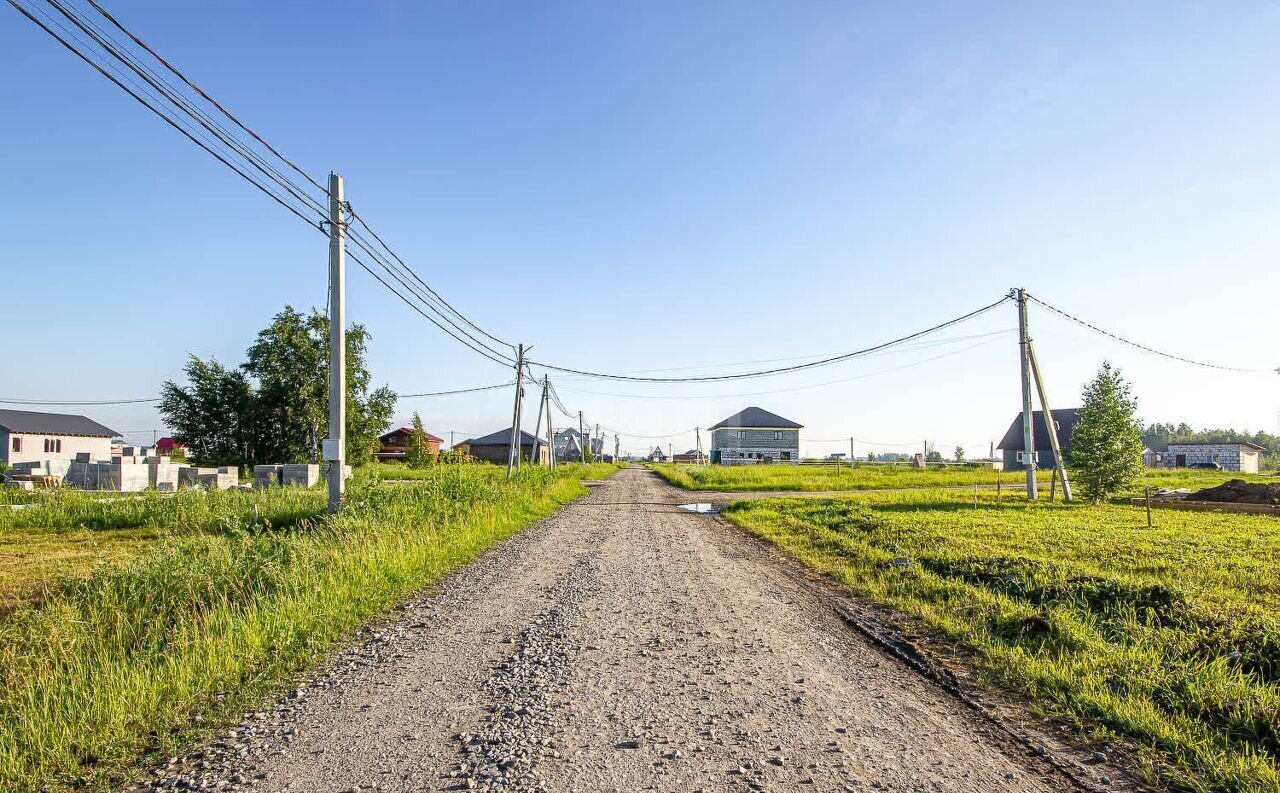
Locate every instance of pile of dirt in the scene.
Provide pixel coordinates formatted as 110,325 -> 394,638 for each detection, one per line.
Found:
1190,479 -> 1280,505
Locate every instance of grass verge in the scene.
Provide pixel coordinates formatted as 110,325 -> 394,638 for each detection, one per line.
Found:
0,462 -> 616,792
650,462 -> 1273,495
721,490 -> 1280,793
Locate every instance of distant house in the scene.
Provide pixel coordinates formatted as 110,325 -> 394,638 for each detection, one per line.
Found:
155,437 -> 187,458
375,426 -> 443,463
554,428 -> 585,462
1164,442 -> 1265,473
997,408 -> 1080,471
0,409 -> 119,467
1142,447 -> 1163,468
709,407 -> 802,465
647,446 -> 667,463
456,428 -> 549,465
672,449 -> 706,464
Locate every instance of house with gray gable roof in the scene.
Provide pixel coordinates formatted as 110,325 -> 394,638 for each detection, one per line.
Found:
0,408 -> 120,467
709,406 -> 802,465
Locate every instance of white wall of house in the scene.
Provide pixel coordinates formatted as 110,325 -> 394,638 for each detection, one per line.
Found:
2,431 -> 113,466
1164,443 -> 1261,473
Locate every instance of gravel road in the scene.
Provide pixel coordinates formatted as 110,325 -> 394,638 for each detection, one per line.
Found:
131,468 -> 1121,793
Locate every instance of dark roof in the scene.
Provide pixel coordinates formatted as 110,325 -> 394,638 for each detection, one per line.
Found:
997,408 -> 1081,452
1165,441 -> 1268,451
381,426 -> 443,443
709,406 -> 802,430
0,408 -> 119,437
463,428 -> 540,446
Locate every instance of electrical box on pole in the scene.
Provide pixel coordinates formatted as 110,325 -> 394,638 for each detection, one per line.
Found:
326,172 -> 346,515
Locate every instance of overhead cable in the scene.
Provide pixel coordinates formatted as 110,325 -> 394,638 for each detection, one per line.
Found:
1026,292 -> 1275,374
525,296 -> 1012,383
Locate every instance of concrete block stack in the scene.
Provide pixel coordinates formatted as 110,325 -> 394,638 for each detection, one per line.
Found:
98,462 -> 150,492
282,464 -> 320,487
254,465 -> 284,489
145,456 -> 181,492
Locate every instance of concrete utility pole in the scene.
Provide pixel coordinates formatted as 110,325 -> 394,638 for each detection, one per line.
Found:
1016,288 -> 1038,500
507,344 -> 526,476
614,434 -> 620,463
325,172 -> 347,515
1027,340 -> 1073,502
545,381 -> 556,471
530,375 -> 547,466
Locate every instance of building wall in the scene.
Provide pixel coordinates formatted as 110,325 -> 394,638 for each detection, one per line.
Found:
711,427 -> 799,465
1164,444 -> 1260,473
2,432 -> 113,466
465,443 -> 548,465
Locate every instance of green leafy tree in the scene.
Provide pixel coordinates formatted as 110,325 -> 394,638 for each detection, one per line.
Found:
954,445 -> 966,463
159,356 -> 258,466
925,450 -> 943,463
867,452 -> 876,462
161,306 -> 396,468
405,411 -> 433,469
1070,362 -> 1145,502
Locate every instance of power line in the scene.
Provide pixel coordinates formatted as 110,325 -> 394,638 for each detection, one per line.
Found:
525,296 -> 1012,383
400,382 -> 514,398
11,0 -> 514,367
1025,291 -> 1276,374
0,396 -> 159,406
550,333 -> 1011,401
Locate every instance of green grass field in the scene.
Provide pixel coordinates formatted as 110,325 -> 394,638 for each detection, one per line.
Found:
722,489 -> 1280,793
650,461 -> 1275,495
0,462 -> 616,792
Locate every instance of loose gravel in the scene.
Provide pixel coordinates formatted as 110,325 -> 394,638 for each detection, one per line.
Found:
126,468 -> 1131,793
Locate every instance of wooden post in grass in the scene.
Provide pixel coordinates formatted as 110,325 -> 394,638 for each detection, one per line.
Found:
996,474 -> 1002,503
1050,466 -> 1058,502
1146,486 -> 1153,527
974,483 -> 979,509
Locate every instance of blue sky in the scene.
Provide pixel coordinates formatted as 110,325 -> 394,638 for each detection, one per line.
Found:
2,1 -> 1278,457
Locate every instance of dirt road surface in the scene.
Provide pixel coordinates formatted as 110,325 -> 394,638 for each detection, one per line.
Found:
134,468 -> 1112,793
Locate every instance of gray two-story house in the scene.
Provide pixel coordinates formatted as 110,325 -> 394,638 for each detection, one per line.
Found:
709,407 -> 802,465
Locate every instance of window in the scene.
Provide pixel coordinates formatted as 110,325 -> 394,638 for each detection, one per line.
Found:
11,437 -> 20,453
43,438 -> 62,454
773,431 -> 783,440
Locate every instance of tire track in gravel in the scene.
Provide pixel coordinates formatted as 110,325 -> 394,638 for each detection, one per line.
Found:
127,468 -> 1133,793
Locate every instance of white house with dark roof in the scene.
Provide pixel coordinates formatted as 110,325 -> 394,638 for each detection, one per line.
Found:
709,407 -> 802,465
0,409 -> 120,467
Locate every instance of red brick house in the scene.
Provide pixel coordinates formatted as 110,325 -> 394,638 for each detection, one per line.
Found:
376,426 -> 443,463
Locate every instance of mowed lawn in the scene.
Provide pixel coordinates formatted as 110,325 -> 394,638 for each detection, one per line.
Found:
0,463 -> 617,793
723,489 -> 1280,793
650,461 -> 1274,494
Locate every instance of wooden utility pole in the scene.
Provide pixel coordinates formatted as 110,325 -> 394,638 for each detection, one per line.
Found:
850,437 -> 854,464
578,411 -> 585,461
614,434 -> 620,463
506,344 -> 526,476
325,172 -> 346,515
1016,288 -> 1038,500
1027,339 -> 1073,502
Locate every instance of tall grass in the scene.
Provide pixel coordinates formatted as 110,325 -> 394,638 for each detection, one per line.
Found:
0,463 -> 616,792
724,490 -> 1280,793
